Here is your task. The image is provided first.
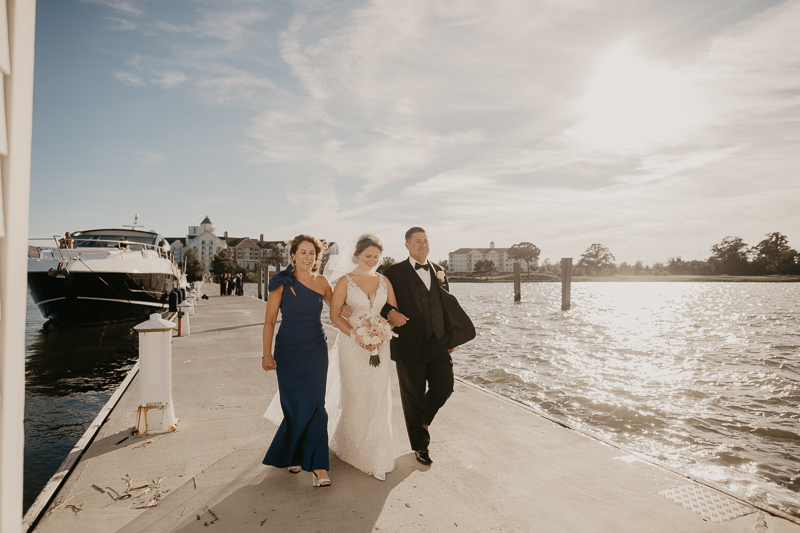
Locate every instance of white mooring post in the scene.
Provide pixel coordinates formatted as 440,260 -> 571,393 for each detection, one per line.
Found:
177,301 -> 192,336
133,314 -> 178,436
186,290 -> 197,316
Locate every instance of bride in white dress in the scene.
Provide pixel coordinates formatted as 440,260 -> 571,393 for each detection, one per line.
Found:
327,233 -> 400,480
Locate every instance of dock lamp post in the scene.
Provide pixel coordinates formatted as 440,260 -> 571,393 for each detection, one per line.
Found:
133,314 -> 178,436
177,301 -> 192,336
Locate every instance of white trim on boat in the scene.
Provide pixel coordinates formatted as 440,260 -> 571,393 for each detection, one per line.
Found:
33,297 -> 66,305
76,297 -> 167,308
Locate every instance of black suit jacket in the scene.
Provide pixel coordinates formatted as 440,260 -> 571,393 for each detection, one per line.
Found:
382,259 -> 475,364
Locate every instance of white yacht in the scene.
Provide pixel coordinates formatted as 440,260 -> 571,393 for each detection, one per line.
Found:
27,216 -> 182,325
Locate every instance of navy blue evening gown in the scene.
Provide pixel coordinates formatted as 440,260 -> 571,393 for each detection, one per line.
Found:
263,266 -> 329,471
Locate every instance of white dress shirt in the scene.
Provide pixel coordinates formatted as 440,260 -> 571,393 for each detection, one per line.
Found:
409,257 -> 431,290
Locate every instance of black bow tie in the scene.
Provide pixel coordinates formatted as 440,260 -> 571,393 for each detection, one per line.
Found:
414,262 -> 429,271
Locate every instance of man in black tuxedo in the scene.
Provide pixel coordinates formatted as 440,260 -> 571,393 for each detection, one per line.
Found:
381,227 -> 475,465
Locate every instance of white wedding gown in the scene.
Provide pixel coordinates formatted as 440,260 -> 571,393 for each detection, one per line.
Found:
329,274 -> 395,480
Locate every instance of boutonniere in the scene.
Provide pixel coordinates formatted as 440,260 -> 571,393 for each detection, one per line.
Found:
436,270 -> 446,283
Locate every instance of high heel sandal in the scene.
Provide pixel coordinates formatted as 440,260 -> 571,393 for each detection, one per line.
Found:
312,471 -> 331,488
288,466 -> 301,474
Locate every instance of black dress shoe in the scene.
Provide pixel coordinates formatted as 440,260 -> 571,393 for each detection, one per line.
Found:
415,449 -> 433,465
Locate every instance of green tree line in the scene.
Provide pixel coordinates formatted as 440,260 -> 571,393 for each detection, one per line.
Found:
500,232 -> 799,278
563,232 -> 800,276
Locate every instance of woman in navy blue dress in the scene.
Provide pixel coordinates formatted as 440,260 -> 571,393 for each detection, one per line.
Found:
262,235 -> 334,487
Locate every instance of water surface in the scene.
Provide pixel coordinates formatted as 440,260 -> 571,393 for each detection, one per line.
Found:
449,282 -> 800,516
23,295 -> 138,512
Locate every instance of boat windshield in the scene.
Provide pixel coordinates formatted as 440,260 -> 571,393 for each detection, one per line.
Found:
72,233 -> 158,248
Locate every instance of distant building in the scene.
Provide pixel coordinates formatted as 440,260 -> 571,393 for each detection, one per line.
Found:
448,242 -> 536,274
227,236 -> 268,271
167,216 -> 227,273
227,237 -> 338,271
168,217 -> 338,273
226,235 -> 289,271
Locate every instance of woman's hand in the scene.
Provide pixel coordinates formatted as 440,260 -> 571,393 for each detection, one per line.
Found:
384,279 -> 406,326
262,355 -> 276,371
387,309 -> 408,327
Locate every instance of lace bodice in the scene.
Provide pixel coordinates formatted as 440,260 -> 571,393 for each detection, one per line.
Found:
344,274 -> 387,323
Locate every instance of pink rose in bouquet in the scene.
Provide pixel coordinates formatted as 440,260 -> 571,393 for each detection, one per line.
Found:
351,314 -> 397,367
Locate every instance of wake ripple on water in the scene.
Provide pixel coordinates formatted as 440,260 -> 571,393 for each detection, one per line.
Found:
450,282 -> 800,517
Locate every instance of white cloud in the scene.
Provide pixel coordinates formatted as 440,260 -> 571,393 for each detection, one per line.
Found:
196,74 -> 276,103
250,0 -> 596,196
113,70 -> 145,86
153,7 -> 272,51
82,0 -> 143,17
196,8 -> 271,49
153,71 -> 188,89
126,149 -> 167,164
404,174 -> 492,196
107,5 -> 276,104
563,41 -> 710,153
105,16 -> 137,30
234,0 -> 800,262
72,0 -> 800,263
635,147 -> 740,178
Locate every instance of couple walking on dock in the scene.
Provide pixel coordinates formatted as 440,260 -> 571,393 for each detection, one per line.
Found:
260,227 -> 475,487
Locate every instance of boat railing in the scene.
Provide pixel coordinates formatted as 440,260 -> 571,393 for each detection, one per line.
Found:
28,237 -> 175,263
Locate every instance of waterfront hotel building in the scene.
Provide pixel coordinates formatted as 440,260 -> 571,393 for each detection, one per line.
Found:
168,216 -> 337,273
448,242 -> 536,274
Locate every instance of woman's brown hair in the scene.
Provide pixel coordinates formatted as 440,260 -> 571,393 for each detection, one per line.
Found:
289,234 -> 326,272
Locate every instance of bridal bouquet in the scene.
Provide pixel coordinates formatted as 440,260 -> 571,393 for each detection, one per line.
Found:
351,314 -> 397,367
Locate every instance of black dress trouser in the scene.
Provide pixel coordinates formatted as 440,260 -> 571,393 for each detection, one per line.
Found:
395,344 -> 454,451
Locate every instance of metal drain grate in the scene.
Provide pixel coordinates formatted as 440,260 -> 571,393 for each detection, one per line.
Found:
658,484 -> 754,523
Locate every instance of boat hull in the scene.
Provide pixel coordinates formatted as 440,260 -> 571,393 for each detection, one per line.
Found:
27,271 -> 178,325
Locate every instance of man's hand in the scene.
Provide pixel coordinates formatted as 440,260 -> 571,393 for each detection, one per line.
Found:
341,304 -> 352,318
388,309 -> 409,327
448,347 -> 456,354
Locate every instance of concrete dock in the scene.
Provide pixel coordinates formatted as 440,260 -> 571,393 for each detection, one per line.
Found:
29,294 -> 800,532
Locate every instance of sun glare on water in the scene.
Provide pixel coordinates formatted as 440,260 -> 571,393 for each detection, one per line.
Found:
567,42 -> 705,152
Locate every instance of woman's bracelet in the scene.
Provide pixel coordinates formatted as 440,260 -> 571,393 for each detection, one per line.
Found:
262,354 -> 272,358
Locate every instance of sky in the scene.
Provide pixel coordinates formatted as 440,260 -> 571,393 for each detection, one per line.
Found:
29,0 -> 800,264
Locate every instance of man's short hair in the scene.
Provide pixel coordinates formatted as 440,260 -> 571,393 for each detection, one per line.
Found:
405,227 -> 427,243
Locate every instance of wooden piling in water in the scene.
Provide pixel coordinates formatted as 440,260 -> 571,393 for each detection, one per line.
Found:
513,262 -> 521,303
257,264 -> 263,300
263,267 -> 268,301
561,258 -> 572,311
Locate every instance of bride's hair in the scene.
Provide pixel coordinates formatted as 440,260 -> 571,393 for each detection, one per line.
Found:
352,233 -> 383,264
289,234 -> 326,272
